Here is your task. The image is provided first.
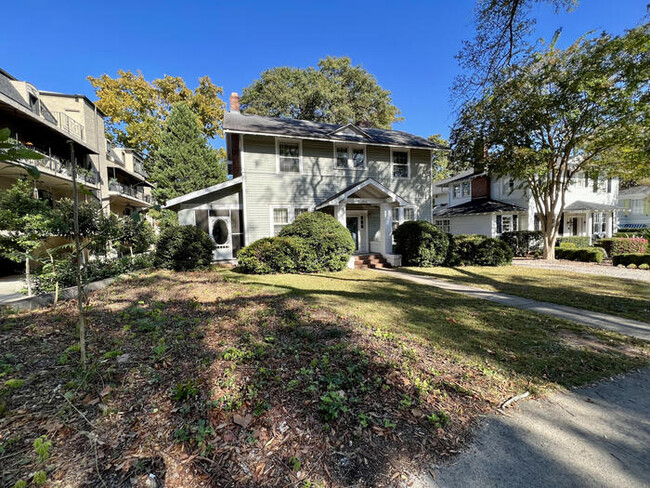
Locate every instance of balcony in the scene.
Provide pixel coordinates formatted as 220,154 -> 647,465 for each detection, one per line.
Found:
53,112 -> 84,141
133,160 -> 148,178
16,143 -> 99,185
108,179 -> 152,204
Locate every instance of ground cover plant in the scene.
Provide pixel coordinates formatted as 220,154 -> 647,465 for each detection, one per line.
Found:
1,269 -> 647,487
399,266 -> 650,323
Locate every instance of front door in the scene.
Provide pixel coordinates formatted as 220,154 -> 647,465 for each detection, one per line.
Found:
210,216 -> 232,260
346,217 -> 359,251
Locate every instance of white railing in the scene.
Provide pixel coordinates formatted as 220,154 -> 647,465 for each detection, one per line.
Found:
53,112 -> 84,140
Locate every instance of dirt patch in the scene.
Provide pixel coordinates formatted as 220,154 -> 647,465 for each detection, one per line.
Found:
559,330 -> 645,356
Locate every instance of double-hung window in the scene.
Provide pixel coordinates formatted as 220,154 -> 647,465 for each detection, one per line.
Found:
271,206 -> 310,236
630,199 -> 644,215
277,140 -> 301,173
503,178 -> 515,194
434,219 -> 451,233
403,208 -> 415,221
496,214 -> 518,234
461,181 -> 471,197
592,212 -> 606,234
335,145 -> 366,169
392,150 -> 409,178
452,185 -> 461,198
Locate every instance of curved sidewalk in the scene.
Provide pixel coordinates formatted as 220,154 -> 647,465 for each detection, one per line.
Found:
375,269 -> 650,341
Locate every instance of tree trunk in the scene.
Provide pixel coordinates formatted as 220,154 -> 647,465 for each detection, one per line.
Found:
70,143 -> 87,369
25,257 -> 32,296
50,253 -> 59,306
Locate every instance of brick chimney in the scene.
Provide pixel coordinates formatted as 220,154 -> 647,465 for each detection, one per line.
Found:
229,92 -> 240,113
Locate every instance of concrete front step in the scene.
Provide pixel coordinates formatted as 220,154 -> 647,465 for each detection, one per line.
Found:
353,254 -> 391,269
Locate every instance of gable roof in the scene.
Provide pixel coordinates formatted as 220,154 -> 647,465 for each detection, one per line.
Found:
315,178 -> 410,209
0,70 -> 28,108
224,112 -> 443,150
564,201 -> 622,212
618,185 -> 650,198
433,198 -> 525,216
164,177 -> 242,209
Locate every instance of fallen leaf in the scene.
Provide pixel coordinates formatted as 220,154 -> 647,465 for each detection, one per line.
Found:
233,413 -> 253,428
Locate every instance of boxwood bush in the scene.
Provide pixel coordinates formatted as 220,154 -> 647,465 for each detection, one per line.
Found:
499,230 -> 543,256
595,237 -> 648,256
393,220 -> 450,267
612,253 -> 650,267
447,234 -> 513,266
237,236 -> 317,274
557,236 -> 590,248
279,212 -> 355,272
154,225 -> 216,271
555,247 -> 605,263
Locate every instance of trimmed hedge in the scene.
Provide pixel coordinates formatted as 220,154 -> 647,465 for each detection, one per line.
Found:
612,253 -> 650,267
279,212 -> 354,272
500,230 -> 544,256
237,236 -> 317,274
447,234 -> 513,266
595,237 -> 648,256
393,220 -> 450,267
154,225 -> 216,271
557,236 -> 590,248
555,247 -> 605,263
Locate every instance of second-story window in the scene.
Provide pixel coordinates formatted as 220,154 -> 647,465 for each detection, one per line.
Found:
503,178 -> 515,194
461,181 -> 471,197
392,150 -> 409,178
335,145 -> 366,169
277,140 -> 301,173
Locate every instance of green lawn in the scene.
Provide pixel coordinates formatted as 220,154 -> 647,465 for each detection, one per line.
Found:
398,266 -> 650,323
226,268 -> 649,396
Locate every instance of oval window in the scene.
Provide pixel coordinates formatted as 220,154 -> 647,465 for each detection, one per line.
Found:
212,219 -> 229,245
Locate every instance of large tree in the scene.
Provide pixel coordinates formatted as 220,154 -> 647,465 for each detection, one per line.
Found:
88,70 -> 225,155
428,134 -> 452,181
451,23 -> 649,259
150,103 -> 227,203
455,0 -> 577,99
241,56 -> 402,128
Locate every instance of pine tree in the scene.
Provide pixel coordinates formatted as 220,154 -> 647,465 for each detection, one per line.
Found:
150,103 -> 227,203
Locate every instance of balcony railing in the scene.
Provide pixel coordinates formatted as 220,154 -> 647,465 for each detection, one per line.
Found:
108,180 -> 152,203
15,142 -> 99,185
53,112 -> 84,141
133,160 -> 148,178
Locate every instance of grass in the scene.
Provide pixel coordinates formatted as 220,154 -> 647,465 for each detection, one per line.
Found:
0,268 -> 647,487
398,266 -> 650,323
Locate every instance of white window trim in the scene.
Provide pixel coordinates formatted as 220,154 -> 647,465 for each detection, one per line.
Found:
434,218 -> 451,233
390,148 -> 410,179
269,205 -> 312,236
333,143 -> 367,170
275,138 -> 303,174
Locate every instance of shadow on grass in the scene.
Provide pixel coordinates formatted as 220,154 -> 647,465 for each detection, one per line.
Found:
399,266 -> 650,324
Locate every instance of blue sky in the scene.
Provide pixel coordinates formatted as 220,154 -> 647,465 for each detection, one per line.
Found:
1,0 -> 645,144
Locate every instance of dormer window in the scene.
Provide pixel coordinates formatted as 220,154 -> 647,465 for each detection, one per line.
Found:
29,94 -> 40,115
335,144 -> 366,169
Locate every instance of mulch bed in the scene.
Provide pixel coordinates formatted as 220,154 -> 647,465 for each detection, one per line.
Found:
1,270 -> 497,487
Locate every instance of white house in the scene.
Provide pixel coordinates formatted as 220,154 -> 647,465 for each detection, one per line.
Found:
433,169 -> 619,240
617,185 -> 650,230
164,93 -> 441,266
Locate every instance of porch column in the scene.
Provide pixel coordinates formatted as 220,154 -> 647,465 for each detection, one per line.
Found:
587,212 -> 593,242
380,203 -> 393,254
335,204 -> 346,227
605,212 -> 613,238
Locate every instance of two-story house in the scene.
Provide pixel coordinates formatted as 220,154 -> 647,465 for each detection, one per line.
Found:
0,68 -> 153,217
433,169 -> 620,241
164,93 -> 441,265
617,185 -> 650,231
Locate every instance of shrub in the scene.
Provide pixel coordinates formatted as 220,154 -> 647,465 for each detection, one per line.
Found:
154,225 -> 216,271
279,212 -> 355,272
237,237 -> 317,274
612,253 -> 650,267
596,237 -> 648,256
555,247 -> 605,263
559,241 -> 577,249
639,263 -> 649,270
557,236 -> 590,248
446,234 -> 513,266
499,230 -> 543,256
393,220 -> 450,267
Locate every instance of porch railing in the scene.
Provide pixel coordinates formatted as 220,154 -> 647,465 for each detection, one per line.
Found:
108,180 -> 152,203
16,143 -> 99,185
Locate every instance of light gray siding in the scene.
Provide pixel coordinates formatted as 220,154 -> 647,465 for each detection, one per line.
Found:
242,135 -> 432,244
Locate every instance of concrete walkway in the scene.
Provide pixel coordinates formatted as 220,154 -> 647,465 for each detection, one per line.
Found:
0,275 -> 24,304
419,368 -> 650,488
375,269 -> 650,341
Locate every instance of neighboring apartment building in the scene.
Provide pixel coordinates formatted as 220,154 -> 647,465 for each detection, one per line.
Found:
433,169 -> 619,240
617,185 -> 650,230
164,93 -> 441,264
0,68 -> 153,217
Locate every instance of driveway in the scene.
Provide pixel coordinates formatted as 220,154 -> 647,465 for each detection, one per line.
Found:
418,368 -> 650,488
513,258 -> 650,282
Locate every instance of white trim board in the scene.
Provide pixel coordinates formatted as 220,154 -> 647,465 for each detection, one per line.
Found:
164,177 -> 242,208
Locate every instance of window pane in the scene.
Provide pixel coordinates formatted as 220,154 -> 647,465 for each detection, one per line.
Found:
462,182 -> 470,197
273,208 -> 289,224
393,164 -> 408,178
279,143 -> 299,157
453,185 -> 460,198
392,208 -> 400,220
212,219 -> 229,245
336,147 -> 348,168
404,208 -> 415,221
352,148 -> 365,168
279,157 -> 300,173
392,151 -> 408,165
